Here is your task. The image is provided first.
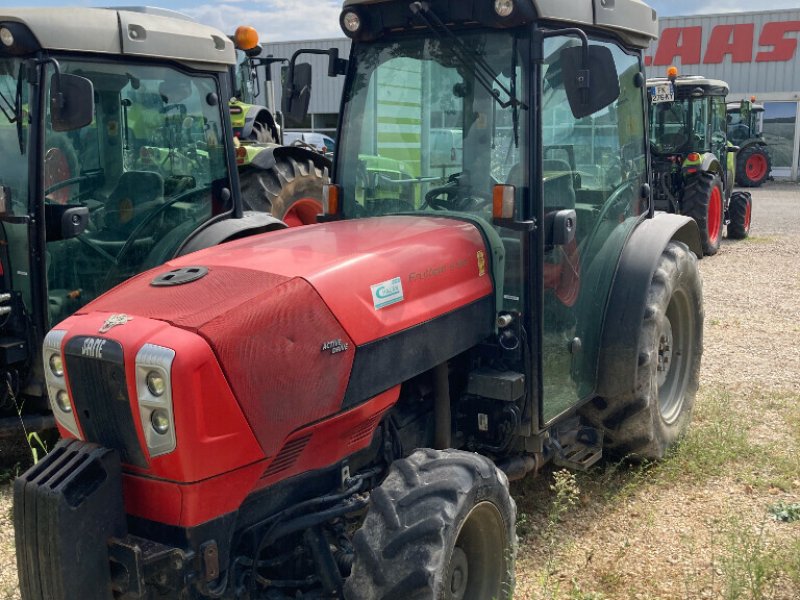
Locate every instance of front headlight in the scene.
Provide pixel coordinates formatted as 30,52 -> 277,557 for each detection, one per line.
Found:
136,344 -> 176,457
43,329 -> 81,438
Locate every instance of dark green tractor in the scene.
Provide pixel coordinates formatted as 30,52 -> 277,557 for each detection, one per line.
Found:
647,73 -> 751,255
727,98 -> 772,187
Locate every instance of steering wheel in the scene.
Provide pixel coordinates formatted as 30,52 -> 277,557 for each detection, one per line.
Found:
100,186 -> 207,288
422,179 -> 462,210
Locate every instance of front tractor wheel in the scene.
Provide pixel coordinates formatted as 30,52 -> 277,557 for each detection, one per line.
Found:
736,145 -> 772,187
681,172 -> 724,256
580,241 -> 702,460
239,154 -> 328,226
344,449 -> 516,600
727,191 -> 752,240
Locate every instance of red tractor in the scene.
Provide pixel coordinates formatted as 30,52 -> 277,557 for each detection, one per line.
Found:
15,1 -> 704,598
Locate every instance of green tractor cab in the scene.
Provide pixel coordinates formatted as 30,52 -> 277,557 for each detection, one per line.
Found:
648,73 -> 751,255
727,98 -> 772,187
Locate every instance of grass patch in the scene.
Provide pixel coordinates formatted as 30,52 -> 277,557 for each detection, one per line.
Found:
655,389 -> 756,482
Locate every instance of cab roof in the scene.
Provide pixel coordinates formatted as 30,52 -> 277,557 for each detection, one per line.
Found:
0,7 -> 235,69
341,0 -> 658,49
647,75 -> 729,97
727,101 -> 765,112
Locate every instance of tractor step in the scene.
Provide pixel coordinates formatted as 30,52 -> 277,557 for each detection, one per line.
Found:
553,442 -> 603,471
550,419 -> 603,471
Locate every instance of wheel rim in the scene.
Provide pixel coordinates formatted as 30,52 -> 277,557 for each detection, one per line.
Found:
707,186 -> 722,244
744,198 -> 752,231
657,288 -> 693,424
745,153 -> 768,181
281,198 -> 322,227
445,501 -> 508,600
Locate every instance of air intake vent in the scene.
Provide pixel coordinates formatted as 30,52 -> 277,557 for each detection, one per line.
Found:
263,434 -> 312,477
151,266 -> 208,287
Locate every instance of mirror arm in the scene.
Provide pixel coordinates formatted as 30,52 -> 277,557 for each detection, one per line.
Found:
36,56 -> 64,107
535,27 -> 591,104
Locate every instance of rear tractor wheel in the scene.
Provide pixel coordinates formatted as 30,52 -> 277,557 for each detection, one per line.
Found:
727,191 -> 752,240
580,241 -> 702,460
681,172 -> 724,256
344,449 -> 516,600
736,145 -> 771,188
239,154 -> 328,227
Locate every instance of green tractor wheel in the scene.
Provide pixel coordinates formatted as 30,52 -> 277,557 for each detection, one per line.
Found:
736,145 -> 772,187
580,241 -> 702,461
239,154 -> 328,226
727,191 -> 752,240
681,172 -> 724,256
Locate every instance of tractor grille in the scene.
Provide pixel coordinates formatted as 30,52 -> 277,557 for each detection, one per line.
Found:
64,337 -> 147,468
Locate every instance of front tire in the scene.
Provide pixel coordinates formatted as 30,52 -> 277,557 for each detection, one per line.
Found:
736,145 -> 771,187
344,449 -> 516,600
681,172 -> 724,256
580,241 -> 702,460
727,191 -> 752,240
239,154 -> 328,226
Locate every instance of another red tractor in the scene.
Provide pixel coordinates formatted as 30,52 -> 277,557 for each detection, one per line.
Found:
15,1 -> 704,598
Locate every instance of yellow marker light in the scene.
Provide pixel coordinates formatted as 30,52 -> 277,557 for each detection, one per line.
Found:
492,185 -> 515,220
666,65 -> 679,79
234,25 -> 259,51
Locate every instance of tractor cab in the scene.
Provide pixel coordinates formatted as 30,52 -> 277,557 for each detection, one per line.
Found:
646,71 -> 746,254
727,98 -> 772,187
0,7 -> 289,427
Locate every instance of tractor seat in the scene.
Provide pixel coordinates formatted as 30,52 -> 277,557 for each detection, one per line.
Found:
102,171 -> 165,235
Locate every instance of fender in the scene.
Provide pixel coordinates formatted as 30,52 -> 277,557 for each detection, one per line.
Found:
244,105 -> 280,142
699,152 -> 722,175
595,213 -> 701,400
177,211 -> 287,256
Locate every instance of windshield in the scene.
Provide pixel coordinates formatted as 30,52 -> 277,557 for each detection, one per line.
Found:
0,57 -> 29,216
337,30 -> 528,220
649,97 -> 710,154
43,58 -> 232,325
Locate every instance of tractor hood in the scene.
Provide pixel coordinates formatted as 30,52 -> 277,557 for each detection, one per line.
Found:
84,215 -> 493,346
73,216 -> 494,462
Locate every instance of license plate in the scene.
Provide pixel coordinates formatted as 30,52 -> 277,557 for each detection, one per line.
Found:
650,83 -> 674,103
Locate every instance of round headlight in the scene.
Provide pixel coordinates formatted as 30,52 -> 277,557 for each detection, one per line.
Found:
0,28 -> 14,48
494,0 -> 514,17
49,354 -> 64,377
151,409 -> 170,435
146,371 -> 166,396
342,11 -> 362,33
55,389 -> 71,413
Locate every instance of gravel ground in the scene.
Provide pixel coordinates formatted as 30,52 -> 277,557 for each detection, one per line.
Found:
1,182 -> 798,598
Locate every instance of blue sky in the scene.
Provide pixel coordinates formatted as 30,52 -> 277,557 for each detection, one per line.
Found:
14,1 -> 800,42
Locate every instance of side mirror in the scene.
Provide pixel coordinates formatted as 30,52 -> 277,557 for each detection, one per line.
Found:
50,73 -> 94,132
45,203 -> 89,241
282,62 -> 312,125
560,45 -> 620,120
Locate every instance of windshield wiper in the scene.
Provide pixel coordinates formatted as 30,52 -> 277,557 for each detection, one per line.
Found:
409,1 -> 527,110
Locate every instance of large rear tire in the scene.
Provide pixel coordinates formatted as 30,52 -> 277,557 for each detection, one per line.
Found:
736,145 -> 771,187
727,191 -> 752,240
344,449 -> 516,600
681,172 -> 723,256
579,241 -> 702,460
238,154 -> 328,226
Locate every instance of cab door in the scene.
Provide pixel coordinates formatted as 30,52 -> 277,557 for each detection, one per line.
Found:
538,36 -> 649,424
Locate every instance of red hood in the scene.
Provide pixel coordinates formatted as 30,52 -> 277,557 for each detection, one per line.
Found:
84,216 -> 493,344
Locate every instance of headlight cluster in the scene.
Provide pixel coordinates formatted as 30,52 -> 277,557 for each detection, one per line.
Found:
136,344 -> 177,457
43,330 -> 81,438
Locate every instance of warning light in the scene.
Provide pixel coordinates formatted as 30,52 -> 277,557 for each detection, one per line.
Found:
234,26 -> 259,51
666,66 -> 679,80
687,153 -> 701,162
